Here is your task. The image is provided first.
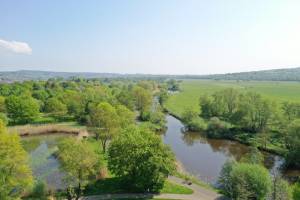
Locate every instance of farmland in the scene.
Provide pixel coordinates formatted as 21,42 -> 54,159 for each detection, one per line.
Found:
165,79 -> 300,117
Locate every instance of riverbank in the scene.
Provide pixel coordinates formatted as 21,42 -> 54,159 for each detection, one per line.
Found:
165,109 -> 285,156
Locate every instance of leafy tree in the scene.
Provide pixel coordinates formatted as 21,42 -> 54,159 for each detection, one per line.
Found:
57,138 -> 102,200
108,125 -> 176,192
293,182 -> 300,200
240,147 -> 264,165
219,162 -> 271,200
133,86 -> 152,116
0,96 -> 6,112
88,102 -> 120,152
116,104 -> 135,129
0,120 -> 33,199
282,102 -> 300,121
5,95 -> 40,124
30,181 -> 48,200
285,119 -> 300,167
206,117 -> 231,138
270,174 -> 292,200
117,90 -> 135,110
44,97 -> 68,120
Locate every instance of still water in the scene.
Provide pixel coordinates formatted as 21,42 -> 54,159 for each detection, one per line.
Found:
163,115 -> 298,185
21,134 -> 71,190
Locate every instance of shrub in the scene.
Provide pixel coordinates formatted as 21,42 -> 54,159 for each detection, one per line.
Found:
206,117 -> 231,138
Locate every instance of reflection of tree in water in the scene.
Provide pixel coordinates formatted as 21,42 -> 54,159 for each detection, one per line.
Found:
181,131 -> 249,161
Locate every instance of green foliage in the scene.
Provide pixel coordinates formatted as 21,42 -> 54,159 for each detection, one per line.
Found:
57,138 -> 103,199
5,95 -> 40,124
44,97 -> 68,120
285,119 -> 300,167
133,86 -> 152,115
219,162 -> 271,200
116,104 -> 135,128
270,175 -> 292,200
0,112 -> 8,125
240,147 -> 264,165
206,117 -> 231,138
0,120 -> 33,199
108,125 -> 176,192
88,102 -> 120,152
293,182 -> 300,200
29,181 -> 48,200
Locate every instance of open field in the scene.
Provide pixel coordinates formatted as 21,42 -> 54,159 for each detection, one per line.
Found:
165,79 -> 300,117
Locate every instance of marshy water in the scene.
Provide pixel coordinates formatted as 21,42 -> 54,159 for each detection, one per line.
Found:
21,115 -> 299,189
21,134 -> 72,190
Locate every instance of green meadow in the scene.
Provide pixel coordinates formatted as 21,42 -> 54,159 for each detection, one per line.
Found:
165,79 -> 300,117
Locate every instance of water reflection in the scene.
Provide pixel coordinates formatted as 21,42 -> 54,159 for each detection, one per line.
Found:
163,115 -> 299,184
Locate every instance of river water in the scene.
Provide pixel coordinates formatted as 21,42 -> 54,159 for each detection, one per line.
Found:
163,114 -> 299,185
22,115 -> 299,189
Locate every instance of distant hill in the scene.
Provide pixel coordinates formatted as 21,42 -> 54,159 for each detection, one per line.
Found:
0,70 -> 165,83
1,67 -> 300,82
198,67 -> 300,81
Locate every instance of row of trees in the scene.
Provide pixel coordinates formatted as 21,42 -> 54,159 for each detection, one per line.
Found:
181,88 -> 300,167
0,79 -> 158,125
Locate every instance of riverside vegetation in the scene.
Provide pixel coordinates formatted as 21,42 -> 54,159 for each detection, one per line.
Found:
0,78 -> 300,199
163,79 -> 300,199
0,78 -> 187,200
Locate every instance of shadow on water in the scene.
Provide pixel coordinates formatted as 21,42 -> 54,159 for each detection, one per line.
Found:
163,115 -> 299,184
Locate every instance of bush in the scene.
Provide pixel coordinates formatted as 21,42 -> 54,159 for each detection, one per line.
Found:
206,117 -> 231,138
293,182 -> 300,200
187,117 -> 207,132
219,162 -> 271,199
30,181 -> 48,199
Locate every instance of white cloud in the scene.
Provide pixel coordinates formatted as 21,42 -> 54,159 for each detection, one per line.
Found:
0,38 -> 32,55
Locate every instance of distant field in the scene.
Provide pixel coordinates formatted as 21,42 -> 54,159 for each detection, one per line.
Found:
165,79 -> 300,117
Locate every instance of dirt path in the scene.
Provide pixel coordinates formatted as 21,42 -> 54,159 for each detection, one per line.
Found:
80,176 -> 227,200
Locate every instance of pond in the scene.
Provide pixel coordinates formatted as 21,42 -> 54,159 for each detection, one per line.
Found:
21,134 -> 72,190
163,114 -> 299,185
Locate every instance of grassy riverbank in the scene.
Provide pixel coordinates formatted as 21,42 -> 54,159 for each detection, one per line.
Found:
164,79 -> 297,156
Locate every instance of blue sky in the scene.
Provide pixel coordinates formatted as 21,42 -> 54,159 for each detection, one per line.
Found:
0,0 -> 300,74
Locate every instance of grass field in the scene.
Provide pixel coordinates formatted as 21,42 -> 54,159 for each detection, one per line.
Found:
165,79 -> 300,117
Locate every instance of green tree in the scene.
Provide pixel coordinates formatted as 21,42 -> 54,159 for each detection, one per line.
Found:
5,95 -> 40,124
285,119 -> 300,167
282,102 -> 300,121
0,96 -> 6,112
293,182 -> 300,200
270,174 -> 292,200
44,97 -> 67,120
108,125 -> 176,192
0,120 -> 33,199
133,86 -> 152,116
219,162 -> 271,200
88,102 -> 120,152
116,104 -> 135,129
57,138 -> 102,200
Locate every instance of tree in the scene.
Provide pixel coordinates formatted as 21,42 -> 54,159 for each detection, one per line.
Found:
282,102 -> 300,121
285,119 -> 300,167
57,138 -> 102,200
116,104 -> 135,129
0,96 -> 6,112
108,125 -> 176,192
44,97 -> 67,120
0,120 -> 33,199
219,162 -> 271,199
88,102 -> 120,152
270,173 -> 292,200
133,86 -> 152,116
5,95 -> 40,124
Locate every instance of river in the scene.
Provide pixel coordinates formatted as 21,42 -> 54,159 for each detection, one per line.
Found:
22,114 -> 299,189
163,114 -> 299,185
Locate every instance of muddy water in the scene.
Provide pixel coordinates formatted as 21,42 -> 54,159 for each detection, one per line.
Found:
163,115 -> 298,184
